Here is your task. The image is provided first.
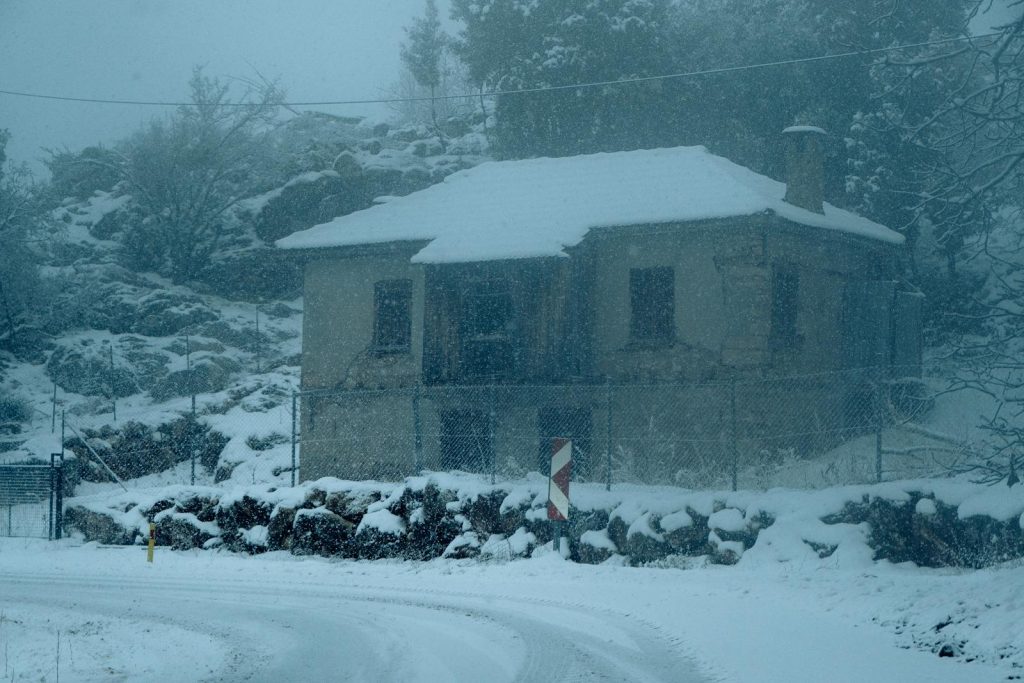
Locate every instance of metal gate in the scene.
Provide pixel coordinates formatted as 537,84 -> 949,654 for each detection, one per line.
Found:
0,461 -> 63,539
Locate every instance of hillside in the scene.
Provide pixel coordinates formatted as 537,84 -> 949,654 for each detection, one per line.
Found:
0,111 -> 490,490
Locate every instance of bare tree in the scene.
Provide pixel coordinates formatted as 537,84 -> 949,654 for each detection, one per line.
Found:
866,4 -> 1024,485
113,67 -> 283,283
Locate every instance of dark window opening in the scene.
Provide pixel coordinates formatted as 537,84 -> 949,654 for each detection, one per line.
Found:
770,267 -> 800,347
630,267 -> 674,344
538,407 -> 593,479
373,279 -> 412,353
460,280 -> 515,379
439,409 -> 492,472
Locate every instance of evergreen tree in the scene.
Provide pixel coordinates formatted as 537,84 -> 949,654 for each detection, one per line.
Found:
451,0 -> 681,158
401,0 -> 450,140
0,130 -> 43,349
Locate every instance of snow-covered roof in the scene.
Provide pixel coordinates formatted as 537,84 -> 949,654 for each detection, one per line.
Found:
781,125 -> 828,136
276,145 -> 903,263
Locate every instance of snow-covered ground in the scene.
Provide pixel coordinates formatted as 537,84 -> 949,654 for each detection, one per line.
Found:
0,537 -> 1016,682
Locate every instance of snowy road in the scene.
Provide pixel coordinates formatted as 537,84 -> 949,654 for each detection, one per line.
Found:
3,569 -> 703,682
0,539 -> 1013,682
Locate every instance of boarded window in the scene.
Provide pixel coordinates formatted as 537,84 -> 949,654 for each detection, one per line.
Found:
439,410 -> 492,472
460,280 -> 515,379
630,267 -> 674,343
373,279 -> 412,353
770,267 -> 800,346
843,281 -> 896,368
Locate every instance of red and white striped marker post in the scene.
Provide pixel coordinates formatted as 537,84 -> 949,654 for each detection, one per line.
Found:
547,438 -> 572,551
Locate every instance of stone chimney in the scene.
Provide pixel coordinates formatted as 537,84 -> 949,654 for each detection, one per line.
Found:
781,126 -> 826,214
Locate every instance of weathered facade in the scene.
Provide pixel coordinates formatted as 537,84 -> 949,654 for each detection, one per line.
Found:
282,133 -> 916,484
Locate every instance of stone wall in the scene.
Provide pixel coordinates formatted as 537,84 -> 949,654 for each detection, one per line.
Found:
63,479 -> 1024,570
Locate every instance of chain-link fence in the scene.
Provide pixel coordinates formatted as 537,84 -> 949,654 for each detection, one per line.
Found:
297,365 -> 968,490
0,463 -> 63,539
1,362 -> 977,494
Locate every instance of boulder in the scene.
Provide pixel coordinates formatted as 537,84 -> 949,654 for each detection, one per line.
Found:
47,342 -> 139,398
466,491 -> 505,535
442,531 -> 482,559
267,507 -> 297,551
662,508 -> 710,555
155,511 -> 217,550
200,249 -> 302,301
624,513 -> 673,564
149,358 -> 239,401
292,507 -> 354,556
63,506 -> 134,545
131,290 -> 218,337
576,528 -> 618,565
216,494 -> 273,549
352,509 -> 407,560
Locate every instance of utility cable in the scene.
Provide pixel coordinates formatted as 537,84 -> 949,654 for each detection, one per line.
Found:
0,32 -> 1000,108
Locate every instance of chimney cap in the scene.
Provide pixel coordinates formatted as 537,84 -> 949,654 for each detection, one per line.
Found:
782,125 -> 827,136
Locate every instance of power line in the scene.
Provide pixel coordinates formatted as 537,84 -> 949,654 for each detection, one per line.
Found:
0,32 -> 999,109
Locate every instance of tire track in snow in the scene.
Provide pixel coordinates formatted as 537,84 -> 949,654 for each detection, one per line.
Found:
5,571 -> 707,681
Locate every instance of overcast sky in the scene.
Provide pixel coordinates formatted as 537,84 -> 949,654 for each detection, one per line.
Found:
0,0 -> 454,173
0,1 -> 1017,175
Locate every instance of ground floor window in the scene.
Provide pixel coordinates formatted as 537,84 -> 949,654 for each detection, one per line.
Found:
439,409 -> 492,472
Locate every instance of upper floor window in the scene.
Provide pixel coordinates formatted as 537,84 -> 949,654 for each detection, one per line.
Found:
373,279 -> 412,353
770,266 -> 800,347
629,266 -> 675,344
460,279 -> 514,379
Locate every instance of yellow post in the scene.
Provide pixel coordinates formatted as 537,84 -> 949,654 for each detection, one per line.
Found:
147,522 -> 155,563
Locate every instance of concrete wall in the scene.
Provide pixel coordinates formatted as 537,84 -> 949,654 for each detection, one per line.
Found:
583,218 -> 896,380
299,248 -> 425,482
300,391 -> 416,482
301,250 -> 425,391
297,223 -> 899,483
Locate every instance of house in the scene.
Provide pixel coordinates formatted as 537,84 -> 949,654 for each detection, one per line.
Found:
278,128 -> 920,485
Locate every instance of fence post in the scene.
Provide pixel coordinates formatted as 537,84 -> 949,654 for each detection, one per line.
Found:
49,454 -> 57,540
488,386 -> 496,485
109,344 -> 117,422
291,391 -> 298,487
54,454 -> 63,540
875,372 -> 884,483
51,382 -> 57,433
605,379 -> 613,492
186,335 -> 196,416
731,380 -> 739,492
412,384 -> 423,474
255,308 -> 262,374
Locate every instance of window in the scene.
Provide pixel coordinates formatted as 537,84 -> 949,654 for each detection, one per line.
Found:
770,266 -> 799,347
439,410 -> 492,472
372,279 -> 412,353
460,279 -> 514,379
629,267 -> 675,344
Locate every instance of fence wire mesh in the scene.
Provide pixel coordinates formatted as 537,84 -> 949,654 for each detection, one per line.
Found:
296,364 -> 965,490
0,363 -> 975,495
0,465 -> 58,538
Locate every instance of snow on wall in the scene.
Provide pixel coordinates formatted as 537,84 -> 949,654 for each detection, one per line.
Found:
277,145 -> 903,263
